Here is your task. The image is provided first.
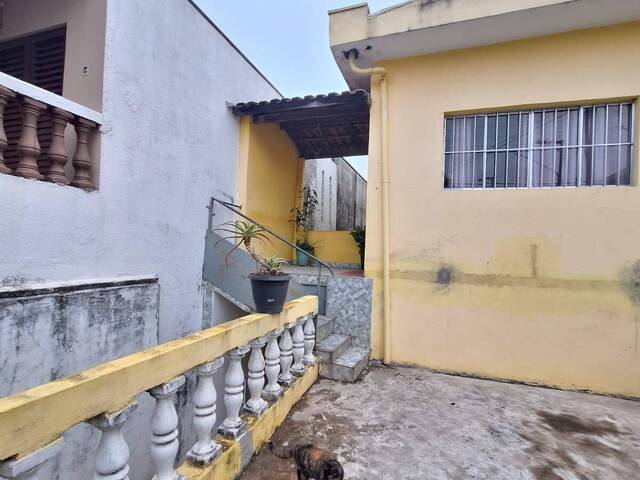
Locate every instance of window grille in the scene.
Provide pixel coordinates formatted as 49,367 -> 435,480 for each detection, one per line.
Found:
443,103 -> 634,189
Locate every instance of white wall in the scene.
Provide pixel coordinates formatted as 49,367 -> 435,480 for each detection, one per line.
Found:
0,0 -> 279,343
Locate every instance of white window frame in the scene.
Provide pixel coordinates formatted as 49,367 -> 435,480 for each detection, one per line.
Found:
443,102 -> 635,190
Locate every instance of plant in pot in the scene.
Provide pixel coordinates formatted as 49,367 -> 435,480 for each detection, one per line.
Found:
215,220 -> 291,314
290,186 -> 318,266
350,225 -> 366,269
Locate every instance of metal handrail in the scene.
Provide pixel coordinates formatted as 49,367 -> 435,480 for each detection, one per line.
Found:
208,197 -> 335,279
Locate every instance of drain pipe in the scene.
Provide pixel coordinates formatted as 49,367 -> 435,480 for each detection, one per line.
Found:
346,49 -> 392,365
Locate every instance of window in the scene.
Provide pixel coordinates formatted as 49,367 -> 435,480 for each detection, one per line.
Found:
0,26 -> 66,170
444,103 -> 634,189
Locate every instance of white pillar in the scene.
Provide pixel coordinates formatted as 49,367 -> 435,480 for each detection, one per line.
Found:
89,402 -> 138,480
290,317 -> 306,376
148,375 -> 186,480
278,324 -> 294,386
0,438 -> 63,480
262,328 -> 283,401
218,345 -> 250,438
244,336 -> 268,416
302,314 -> 316,365
187,358 -> 224,465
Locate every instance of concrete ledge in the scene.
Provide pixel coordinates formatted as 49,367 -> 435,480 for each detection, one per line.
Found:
178,363 -> 319,480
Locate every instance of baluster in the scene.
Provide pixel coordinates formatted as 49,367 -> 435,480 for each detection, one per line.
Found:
187,358 -> 224,465
244,336 -> 268,416
70,117 -> 96,190
0,438 -> 63,480
302,314 -> 316,365
218,345 -> 250,438
45,108 -> 74,184
278,323 -> 294,386
290,317 -> 306,376
148,375 -> 186,480
14,97 -> 46,180
262,328 -> 283,401
0,86 -> 16,175
88,402 -> 137,480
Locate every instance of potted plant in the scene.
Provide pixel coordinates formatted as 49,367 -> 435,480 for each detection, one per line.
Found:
350,225 -> 366,269
216,220 -> 291,313
290,186 -> 319,266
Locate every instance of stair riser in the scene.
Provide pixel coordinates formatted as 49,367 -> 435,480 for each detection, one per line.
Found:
316,337 -> 350,364
315,318 -> 335,343
319,352 -> 369,383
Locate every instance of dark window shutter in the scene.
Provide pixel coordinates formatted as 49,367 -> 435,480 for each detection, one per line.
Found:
0,26 -> 66,170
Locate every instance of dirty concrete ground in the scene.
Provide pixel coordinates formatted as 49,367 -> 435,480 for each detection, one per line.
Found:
241,364 -> 640,480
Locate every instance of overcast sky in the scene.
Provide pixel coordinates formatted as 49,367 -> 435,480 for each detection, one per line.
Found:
193,0 -> 400,178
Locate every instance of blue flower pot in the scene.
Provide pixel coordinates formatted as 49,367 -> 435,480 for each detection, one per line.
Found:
295,250 -> 310,266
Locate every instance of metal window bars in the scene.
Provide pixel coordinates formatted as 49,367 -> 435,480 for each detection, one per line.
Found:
443,102 -> 634,189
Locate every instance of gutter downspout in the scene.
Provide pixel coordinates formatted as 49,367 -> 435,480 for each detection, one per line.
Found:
346,50 -> 391,365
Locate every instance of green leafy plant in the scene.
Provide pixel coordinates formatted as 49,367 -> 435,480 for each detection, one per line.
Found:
295,238 -> 318,255
215,220 -> 287,276
260,256 -> 288,276
350,225 -> 366,268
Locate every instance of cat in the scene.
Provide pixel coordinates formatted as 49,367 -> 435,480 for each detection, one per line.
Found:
268,442 -> 344,480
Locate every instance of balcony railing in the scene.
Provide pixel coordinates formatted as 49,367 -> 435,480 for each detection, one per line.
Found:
0,72 -> 102,190
0,295 -> 318,479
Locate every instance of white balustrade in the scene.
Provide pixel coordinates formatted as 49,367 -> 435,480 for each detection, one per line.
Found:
0,438 -> 63,480
244,336 -> 268,416
262,328 -> 283,401
290,317 -> 306,376
148,375 -> 186,480
187,358 -> 225,465
88,402 -> 138,480
278,323 -> 294,386
218,345 -> 250,438
302,314 -> 316,365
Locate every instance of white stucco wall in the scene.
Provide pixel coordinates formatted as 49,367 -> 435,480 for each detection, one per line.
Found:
0,2 -> 281,474
0,0 -> 279,342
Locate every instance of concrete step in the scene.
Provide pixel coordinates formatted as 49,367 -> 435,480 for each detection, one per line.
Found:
315,334 -> 350,364
319,347 -> 370,383
315,315 -> 334,343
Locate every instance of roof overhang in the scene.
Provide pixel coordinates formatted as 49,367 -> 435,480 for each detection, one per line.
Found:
231,91 -> 370,159
329,0 -> 640,90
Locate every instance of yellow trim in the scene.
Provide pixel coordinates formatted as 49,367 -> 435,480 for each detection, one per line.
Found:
177,364 -> 319,480
0,296 -> 318,461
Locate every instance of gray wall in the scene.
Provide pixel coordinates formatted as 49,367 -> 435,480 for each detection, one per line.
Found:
304,158 -> 367,231
304,158 -> 337,231
0,279 -> 159,480
306,158 -> 366,231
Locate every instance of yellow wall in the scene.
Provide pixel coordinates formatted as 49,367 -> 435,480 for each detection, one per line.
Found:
308,231 -> 361,265
366,22 -> 640,398
237,118 -> 303,260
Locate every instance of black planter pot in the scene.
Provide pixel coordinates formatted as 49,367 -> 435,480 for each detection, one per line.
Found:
249,273 -> 291,314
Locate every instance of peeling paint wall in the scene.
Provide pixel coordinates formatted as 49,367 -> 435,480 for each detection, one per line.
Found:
0,279 -> 159,479
366,22 -> 640,398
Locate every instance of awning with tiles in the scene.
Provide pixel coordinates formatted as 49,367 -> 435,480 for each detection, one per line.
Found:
231,90 -> 370,159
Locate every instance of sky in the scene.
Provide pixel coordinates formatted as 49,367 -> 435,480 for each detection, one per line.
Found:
193,0 -> 400,179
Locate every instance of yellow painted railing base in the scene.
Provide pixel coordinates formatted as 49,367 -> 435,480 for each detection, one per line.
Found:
178,363 -> 318,480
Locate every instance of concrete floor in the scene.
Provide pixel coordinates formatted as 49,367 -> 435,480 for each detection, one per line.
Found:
241,364 -> 640,480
